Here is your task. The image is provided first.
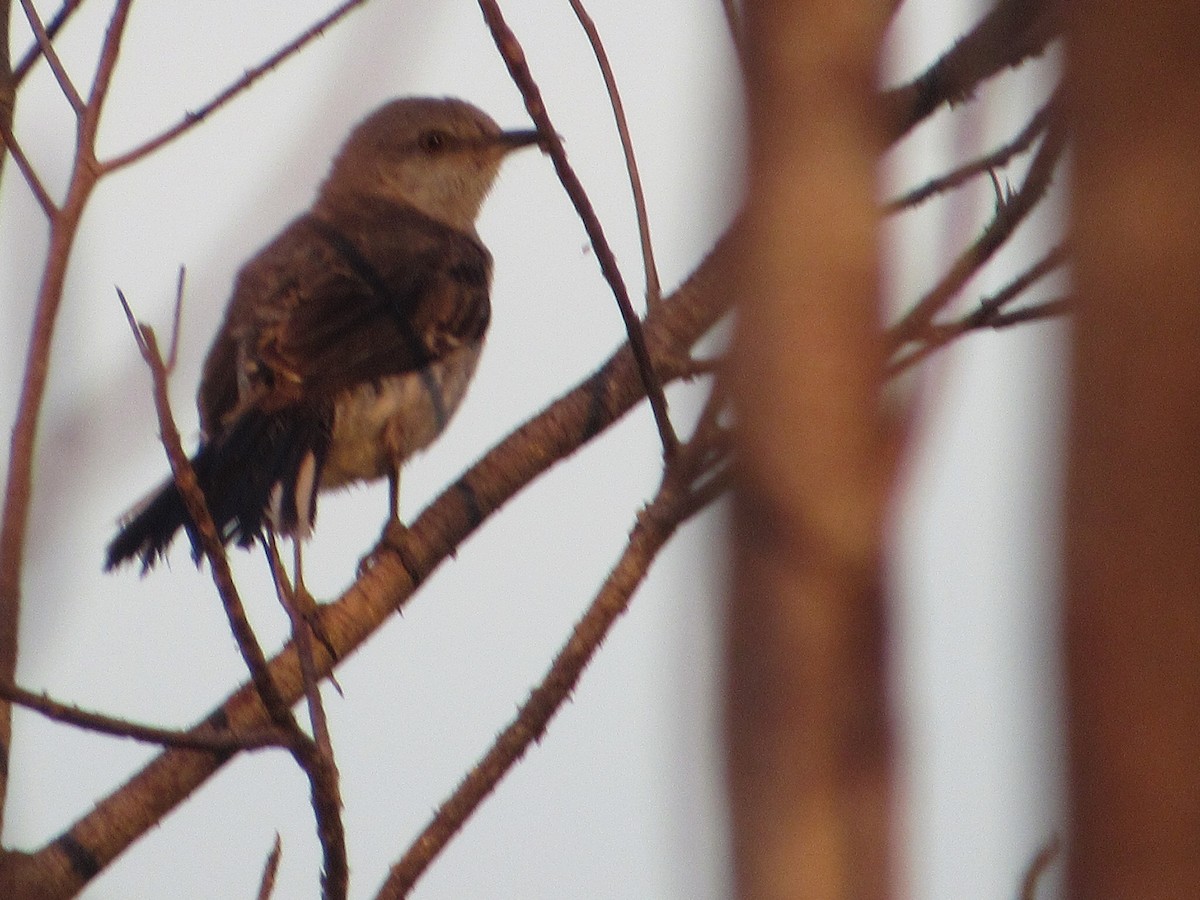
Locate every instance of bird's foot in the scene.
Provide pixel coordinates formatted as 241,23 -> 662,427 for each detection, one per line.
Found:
358,518 -> 422,586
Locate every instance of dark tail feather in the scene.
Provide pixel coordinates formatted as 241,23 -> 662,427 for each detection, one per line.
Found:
105,405 -> 331,572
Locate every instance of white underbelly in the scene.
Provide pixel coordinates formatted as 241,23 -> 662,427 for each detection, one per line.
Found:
321,342 -> 483,488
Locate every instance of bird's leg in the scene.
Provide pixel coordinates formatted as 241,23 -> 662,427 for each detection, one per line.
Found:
388,467 -> 401,524
357,465 -> 416,579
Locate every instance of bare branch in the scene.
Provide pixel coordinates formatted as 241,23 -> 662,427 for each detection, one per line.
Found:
79,0 -> 133,151
265,541 -> 347,900
0,0 -> 11,192
166,266 -> 186,371
0,115 -> 55,215
886,243 -> 1069,375
477,0 -> 680,458
257,834 -> 283,900
0,2 -> 118,824
880,0 -> 1062,143
126,304 -> 350,896
883,89 -> 1059,212
567,0 -> 662,309
99,0 -> 373,174
0,678 -> 287,752
1019,835 -> 1061,900
12,0 -> 84,84
985,295 -> 1069,328
888,117 -> 1067,351
17,0 -> 84,114
118,304 -> 296,733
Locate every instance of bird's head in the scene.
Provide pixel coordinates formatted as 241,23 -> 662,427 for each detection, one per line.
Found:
316,97 -> 542,231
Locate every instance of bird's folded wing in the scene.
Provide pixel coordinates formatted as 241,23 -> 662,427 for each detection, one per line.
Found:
200,203 -> 493,427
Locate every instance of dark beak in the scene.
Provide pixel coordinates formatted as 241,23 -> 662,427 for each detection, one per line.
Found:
498,128 -> 551,153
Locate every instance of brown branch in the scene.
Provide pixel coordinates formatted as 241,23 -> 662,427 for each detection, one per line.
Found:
257,834 -> 283,900
958,242 -> 1068,326
985,295 -> 1069,328
99,0 -> 373,174
116,293 -> 295,734
166,266 -> 186,370
0,0 -> 11,192
567,0 -> 662,309
265,542 -> 347,900
12,0 -> 84,84
0,678 -> 287,753
376,445 -> 730,898
1066,7 -> 1200,896
883,88 -> 1059,212
1019,834 -> 1061,900
127,299 -> 347,897
79,0 -> 132,145
880,0 -> 1062,143
727,1 -> 893,897
477,0 -> 680,458
887,116 -> 1067,351
0,0 -> 133,836
1,230 -> 734,900
888,296 -> 1069,375
886,243 -> 1069,375
0,115 -> 54,215
17,0 -> 84,114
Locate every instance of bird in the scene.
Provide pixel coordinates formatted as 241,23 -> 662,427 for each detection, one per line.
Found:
106,97 -> 541,572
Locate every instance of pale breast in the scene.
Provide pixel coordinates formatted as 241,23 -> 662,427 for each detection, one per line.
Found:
321,342 -> 484,488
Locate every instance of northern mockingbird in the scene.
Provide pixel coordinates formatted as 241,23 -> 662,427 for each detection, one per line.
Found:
106,97 -> 540,571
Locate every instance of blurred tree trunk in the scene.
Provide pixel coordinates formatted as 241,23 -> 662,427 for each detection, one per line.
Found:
1064,2 -> 1200,898
725,2 -> 894,898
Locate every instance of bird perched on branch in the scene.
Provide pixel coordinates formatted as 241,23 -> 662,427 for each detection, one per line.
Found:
106,97 -> 541,572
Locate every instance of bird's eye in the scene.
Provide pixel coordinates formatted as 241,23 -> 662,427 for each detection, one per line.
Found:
418,130 -> 449,153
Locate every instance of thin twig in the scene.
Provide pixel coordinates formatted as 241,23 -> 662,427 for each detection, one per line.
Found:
885,244 -> 1068,375
0,1 -> 127,836
0,0 -> 11,194
0,677 -> 287,752
123,295 -> 349,897
477,0 -> 680,458
264,538 -> 348,900
1019,834 -> 1061,900
17,0 -> 84,114
960,243 -> 1068,327
116,290 -> 296,732
985,295 -> 1069,328
99,0 -> 372,174
887,296 -> 1069,376
13,0 -> 84,83
79,0 -> 132,145
0,115 -> 54,214
166,266 -> 186,371
888,117 -> 1067,350
884,89 -> 1058,212
257,834 -> 283,900
567,0 -> 662,309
